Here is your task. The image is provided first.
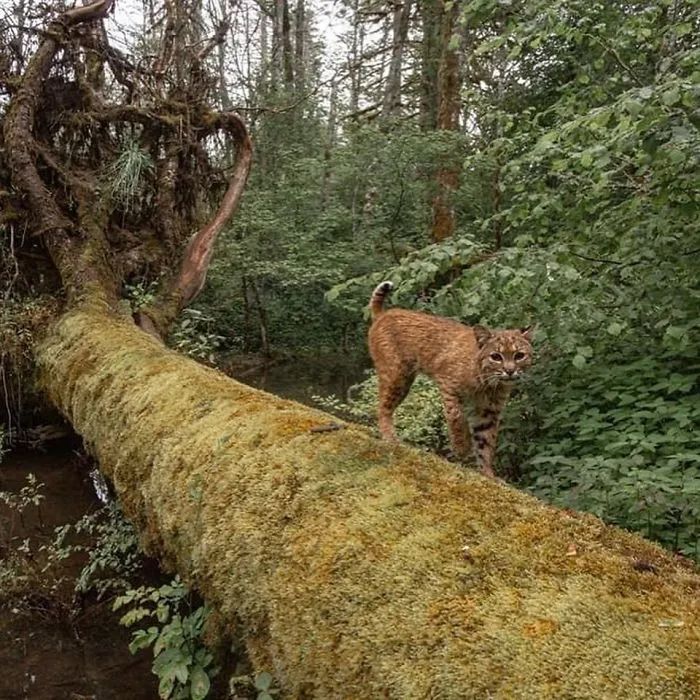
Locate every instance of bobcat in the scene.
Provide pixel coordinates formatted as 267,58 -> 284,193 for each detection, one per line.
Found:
367,281 -> 533,478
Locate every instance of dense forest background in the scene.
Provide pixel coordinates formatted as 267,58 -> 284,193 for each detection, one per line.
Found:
0,1 -> 698,696
1,0 -> 699,559
152,0 -> 698,560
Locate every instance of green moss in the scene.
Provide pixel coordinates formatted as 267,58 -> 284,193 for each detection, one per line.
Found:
37,306 -> 700,699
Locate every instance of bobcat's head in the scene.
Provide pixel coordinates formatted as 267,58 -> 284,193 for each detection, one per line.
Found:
473,325 -> 533,386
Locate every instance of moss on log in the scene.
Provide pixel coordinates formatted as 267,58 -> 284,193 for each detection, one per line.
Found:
38,305 -> 700,699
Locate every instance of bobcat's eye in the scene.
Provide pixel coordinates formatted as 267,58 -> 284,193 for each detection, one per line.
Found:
514,351 -> 526,361
489,352 -> 503,362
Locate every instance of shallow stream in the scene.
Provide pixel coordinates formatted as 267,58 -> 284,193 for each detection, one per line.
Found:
0,449 -> 156,700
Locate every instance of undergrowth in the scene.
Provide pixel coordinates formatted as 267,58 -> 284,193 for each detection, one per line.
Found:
0,467 -> 272,699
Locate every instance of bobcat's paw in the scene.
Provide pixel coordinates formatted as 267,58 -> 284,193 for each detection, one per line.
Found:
443,448 -> 470,464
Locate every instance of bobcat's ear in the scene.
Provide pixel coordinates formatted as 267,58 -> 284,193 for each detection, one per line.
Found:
519,325 -> 534,342
472,325 -> 492,348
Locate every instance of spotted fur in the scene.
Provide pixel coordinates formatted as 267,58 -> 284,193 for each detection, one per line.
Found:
367,292 -> 533,478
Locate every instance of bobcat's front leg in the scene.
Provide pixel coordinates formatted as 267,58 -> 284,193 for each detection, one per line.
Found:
470,397 -> 506,478
440,390 -> 470,460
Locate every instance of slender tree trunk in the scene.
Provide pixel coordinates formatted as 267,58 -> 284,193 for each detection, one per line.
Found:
348,0 -> 364,114
491,165 -> 502,250
215,0 -> 232,110
294,0 -> 305,92
12,0 -> 27,69
261,7 -> 270,88
241,275 -> 252,349
321,81 -> 337,205
376,14 -> 392,101
274,0 -> 294,89
381,0 -> 413,119
419,0 -> 441,130
429,0 -> 462,242
250,277 -> 271,357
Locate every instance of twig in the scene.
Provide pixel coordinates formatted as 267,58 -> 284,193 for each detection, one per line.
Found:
309,423 -> 347,434
586,34 -> 643,87
570,252 -> 624,265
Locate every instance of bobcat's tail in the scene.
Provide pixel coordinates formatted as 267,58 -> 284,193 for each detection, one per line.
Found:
369,281 -> 394,319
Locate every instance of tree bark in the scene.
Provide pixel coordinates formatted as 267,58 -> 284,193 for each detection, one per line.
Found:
249,276 -> 271,357
419,0 -> 441,130
37,304 -> 700,699
294,0 -> 305,92
429,0 -> 462,242
348,0 -> 364,115
381,0 -> 413,119
274,0 -> 294,89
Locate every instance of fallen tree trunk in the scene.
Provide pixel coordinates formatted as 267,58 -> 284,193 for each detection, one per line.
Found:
38,304 -> 700,699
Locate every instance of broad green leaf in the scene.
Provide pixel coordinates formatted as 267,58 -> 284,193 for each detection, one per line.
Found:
255,671 -> 273,691
190,666 -> 211,700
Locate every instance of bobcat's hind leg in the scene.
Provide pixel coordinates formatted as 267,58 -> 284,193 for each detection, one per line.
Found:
377,370 -> 416,443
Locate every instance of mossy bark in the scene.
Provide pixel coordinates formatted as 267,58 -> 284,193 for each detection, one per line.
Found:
38,305 -> 700,699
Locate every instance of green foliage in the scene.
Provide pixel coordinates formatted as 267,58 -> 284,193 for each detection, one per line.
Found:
104,139 -> 155,214
169,308 -> 224,362
124,281 -> 223,361
114,577 -> 218,700
200,123 -> 472,354
1,471 -> 219,698
43,501 -> 142,598
253,671 -> 279,700
0,473 -> 46,603
325,0 -> 700,560
124,279 -> 159,310
316,374 -> 449,451
507,349 -> 700,560
52,502 -> 219,700
0,471 -> 44,513
228,671 -> 279,700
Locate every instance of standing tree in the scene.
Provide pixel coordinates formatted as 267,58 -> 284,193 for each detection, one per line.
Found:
424,0 -> 462,242
380,0 -> 413,119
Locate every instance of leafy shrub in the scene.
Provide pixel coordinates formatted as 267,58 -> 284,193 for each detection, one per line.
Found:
125,280 -> 159,310
229,671 -> 279,700
316,373 -> 449,452
507,348 -> 700,560
169,308 -> 224,363
50,502 -> 220,699
44,501 -> 142,599
324,0 -> 700,563
0,473 -> 59,612
114,577 -> 217,700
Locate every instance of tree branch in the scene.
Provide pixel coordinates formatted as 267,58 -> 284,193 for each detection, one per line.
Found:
137,111 -> 253,335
